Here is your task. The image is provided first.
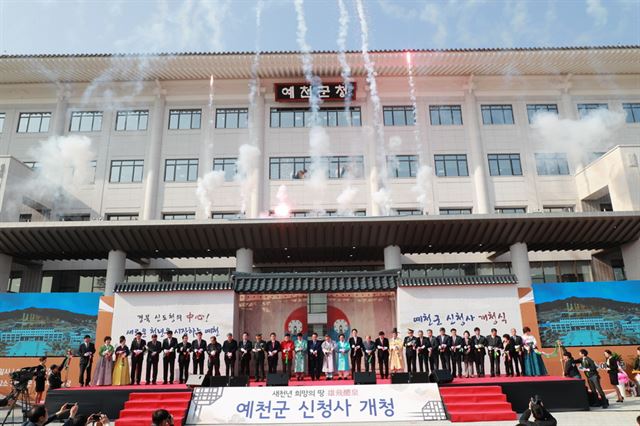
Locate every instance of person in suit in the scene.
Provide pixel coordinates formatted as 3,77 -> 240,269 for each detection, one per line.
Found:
222,333 -> 238,377
349,329 -> 364,376
308,333 -> 323,381
48,364 -> 63,390
252,333 -> 266,381
363,335 -> 376,374
502,334 -> 515,377
486,328 -> 503,377
130,332 -> 146,385
146,334 -> 162,385
78,335 -> 96,387
416,330 -> 429,374
436,327 -> 452,373
604,349 -> 624,403
578,349 -> 609,408
450,328 -> 464,378
207,336 -> 222,377
426,329 -> 439,371
238,332 -> 253,376
462,330 -> 475,378
266,333 -> 280,374
403,329 -> 418,373
192,331 -> 207,375
177,334 -> 192,384
161,330 -> 178,384
510,328 -> 525,376
562,351 -> 581,379
375,331 -> 390,379
471,327 -> 487,377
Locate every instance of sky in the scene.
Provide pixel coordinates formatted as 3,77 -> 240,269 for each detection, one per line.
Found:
532,281 -> 640,304
0,293 -> 101,315
0,0 -> 638,56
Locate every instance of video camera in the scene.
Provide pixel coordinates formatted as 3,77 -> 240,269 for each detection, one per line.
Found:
9,367 -> 38,392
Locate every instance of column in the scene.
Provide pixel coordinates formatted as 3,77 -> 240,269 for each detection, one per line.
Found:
510,242 -> 531,288
141,85 -> 166,220
621,239 -> 640,280
52,86 -> 70,136
383,245 -> 401,270
0,254 -> 12,293
20,264 -> 43,292
464,87 -> 491,214
235,248 -> 254,274
105,250 -> 126,296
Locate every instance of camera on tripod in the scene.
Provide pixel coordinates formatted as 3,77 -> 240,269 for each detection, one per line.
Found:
9,367 -> 38,392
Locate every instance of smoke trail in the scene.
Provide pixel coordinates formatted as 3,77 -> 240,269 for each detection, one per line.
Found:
336,0 -> 353,121
355,0 -> 390,215
274,185 -> 292,218
196,170 -> 225,219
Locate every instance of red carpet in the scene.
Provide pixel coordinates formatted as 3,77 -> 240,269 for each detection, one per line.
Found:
440,386 -> 517,423
447,375 -> 572,385
115,391 -> 192,426
64,383 -> 188,391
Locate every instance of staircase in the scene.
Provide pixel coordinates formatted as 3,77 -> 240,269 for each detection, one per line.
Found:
440,386 -> 517,422
115,391 -> 192,426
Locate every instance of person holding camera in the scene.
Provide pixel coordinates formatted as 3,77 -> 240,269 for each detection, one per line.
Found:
518,396 -> 557,426
23,403 -> 78,426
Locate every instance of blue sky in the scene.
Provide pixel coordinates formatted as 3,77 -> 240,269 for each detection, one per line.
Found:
0,0 -> 638,55
0,293 -> 101,316
533,281 -> 640,304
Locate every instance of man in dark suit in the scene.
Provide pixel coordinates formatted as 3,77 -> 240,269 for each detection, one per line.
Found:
146,334 -> 162,384
450,328 -> 464,378
349,329 -> 364,375
416,330 -> 429,374
426,329 -> 439,371
252,333 -> 267,381
578,349 -> 609,408
436,327 -> 452,373
363,335 -> 376,374
207,336 -> 222,377
509,328 -> 525,376
192,331 -> 207,375
375,331 -> 390,379
77,335 -> 96,387
486,328 -> 503,377
177,334 -> 191,384
307,333 -> 323,381
404,329 -> 418,373
222,333 -> 238,377
162,330 -> 178,384
130,332 -> 146,385
266,332 -> 280,374
471,327 -> 487,377
238,332 -> 253,376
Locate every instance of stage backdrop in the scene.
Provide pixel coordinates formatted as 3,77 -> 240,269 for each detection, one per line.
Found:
327,292 -> 396,340
238,293 -> 308,338
533,280 -> 640,348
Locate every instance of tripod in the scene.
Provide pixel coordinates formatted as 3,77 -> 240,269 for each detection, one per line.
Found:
1,387 -> 31,426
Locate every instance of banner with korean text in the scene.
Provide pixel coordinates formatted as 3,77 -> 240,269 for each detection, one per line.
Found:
185,383 -> 446,424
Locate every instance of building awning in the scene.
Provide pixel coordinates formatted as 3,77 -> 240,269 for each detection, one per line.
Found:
114,281 -> 233,293
399,274 -> 518,287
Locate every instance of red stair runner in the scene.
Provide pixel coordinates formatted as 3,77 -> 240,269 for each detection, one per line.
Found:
440,386 -> 517,423
115,391 -> 192,426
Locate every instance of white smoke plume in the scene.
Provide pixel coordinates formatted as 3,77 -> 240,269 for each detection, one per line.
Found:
308,127 -> 330,190
337,0 -> 353,120
337,185 -> 359,216
412,165 -> 433,215
196,170 -> 225,219
273,185 -> 292,218
236,144 -> 261,215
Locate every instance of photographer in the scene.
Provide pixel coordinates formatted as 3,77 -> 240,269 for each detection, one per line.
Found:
23,403 -> 78,426
67,413 -> 110,426
518,396 -> 557,426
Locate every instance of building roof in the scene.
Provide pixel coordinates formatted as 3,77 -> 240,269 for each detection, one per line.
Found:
114,281 -> 233,293
0,46 -> 638,84
0,212 -> 638,263
399,274 -> 518,287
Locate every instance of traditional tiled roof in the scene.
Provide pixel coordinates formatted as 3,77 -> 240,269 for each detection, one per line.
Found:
399,274 -> 518,287
114,281 -> 232,293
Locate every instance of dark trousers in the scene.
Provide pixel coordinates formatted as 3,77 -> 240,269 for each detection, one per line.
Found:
406,351 -> 417,373
418,352 -> 429,373
225,356 -> 236,377
178,357 -> 190,383
587,375 -> 609,406
364,355 -> 376,374
79,360 -> 92,386
131,354 -> 144,384
254,357 -> 265,380
240,355 -> 251,376
451,353 -> 463,377
505,357 -> 514,376
514,352 -> 524,375
429,352 -> 439,371
475,353 -> 486,376
378,353 -> 389,378
207,358 -> 220,376
488,351 -> 501,376
282,359 -> 292,376
146,356 -> 159,384
163,356 -> 175,383
439,352 -> 451,372
309,355 -> 322,380
193,355 -> 205,374
267,356 -> 278,374
350,353 -> 362,375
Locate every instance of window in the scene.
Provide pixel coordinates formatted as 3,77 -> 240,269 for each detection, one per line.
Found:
495,207 -> 526,214
106,214 -> 139,221
324,210 -> 366,217
429,105 -> 463,125
168,109 -> 201,130
19,214 -> 32,222
0,113 -> 5,132
23,161 -> 40,170
269,157 -> 312,179
69,111 -> 103,132
164,159 -> 198,182
269,107 -> 361,128
383,106 -> 415,126
587,152 -> 606,163
269,156 -> 364,180
328,156 -> 364,179
577,103 -> 608,119
163,213 -> 195,220
59,214 -> 90,221
439,208 -> 472,215
388,155 -> 418,178
115,110 -> 148,131
292,211 -> 311,218
481,105 -> 514,125
543,206 -> 574,213
17,112 -> 51,133
623,103 -> 640,123
394,209 -> 423,216
535,153 -> 570,175
216,108 -> 248,129
526,104 -> 558,123
531,261 -> 592,283
109,160 -> 144,183
212,212 -> 242,219
213,158 -> 238,182
434,154 -> 469,177
488,153 -> 522,176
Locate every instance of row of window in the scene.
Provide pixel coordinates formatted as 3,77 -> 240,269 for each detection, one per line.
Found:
3,102 -> 638,134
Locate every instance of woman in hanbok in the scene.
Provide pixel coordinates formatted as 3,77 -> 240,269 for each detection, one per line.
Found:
522,327 -> 547,376
389,329 -> 404,373
112,336 -> 131,386
321,334 -> 336,380
294,333 -> 308,381
92,336 -> 114,386
336,334 -> 351,380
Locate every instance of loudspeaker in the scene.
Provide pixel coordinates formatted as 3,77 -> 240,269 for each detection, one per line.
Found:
208,376 -> 229,387
390,373 -> 411,384
229,375 -> 250,387
185,374 -> 207,387
410,372 -> 431,383
267,373 -> 289,387
429,369 -> 453,384
354,372 -> 376,385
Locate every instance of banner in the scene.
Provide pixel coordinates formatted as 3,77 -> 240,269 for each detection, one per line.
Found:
186,383 -> 446,424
